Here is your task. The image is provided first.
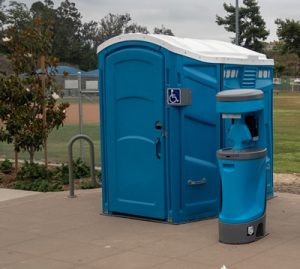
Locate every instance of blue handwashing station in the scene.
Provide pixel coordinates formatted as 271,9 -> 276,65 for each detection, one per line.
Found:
216,89 -> 268,243
97,34 -> 274,230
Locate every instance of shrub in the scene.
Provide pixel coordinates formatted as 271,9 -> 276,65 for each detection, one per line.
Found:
0,159 -> 13,174
52,159 -> 91,185
72,158 -> 90,178
16,162 -> 52,181
80,179 -> 97,189
15,162 -> 63,192
14,178 -> 63,192
53,163 -> 69,185
12,159 -> 94,192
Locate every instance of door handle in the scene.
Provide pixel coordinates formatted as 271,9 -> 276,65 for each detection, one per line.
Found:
155,120 -> 162,130
155,138 -> 161,159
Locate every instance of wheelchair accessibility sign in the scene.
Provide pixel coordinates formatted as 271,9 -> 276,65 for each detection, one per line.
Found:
168,88 -> 181,104
166,88 -> 192,106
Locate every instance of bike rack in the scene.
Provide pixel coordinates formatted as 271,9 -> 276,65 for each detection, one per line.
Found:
68,134 -> 99,198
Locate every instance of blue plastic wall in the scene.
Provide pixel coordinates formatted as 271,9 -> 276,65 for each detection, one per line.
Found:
222,64 -> 274,197
168,55 -> 222,223
218,156 -> 266,224
98,40 -> 273,223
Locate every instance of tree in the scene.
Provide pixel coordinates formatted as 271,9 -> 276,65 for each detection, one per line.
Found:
0,0 -> 6,30
5,1 -> 31,30
274,63 -> 285,78
125,23 -> 149,34
82,20 -> 99,48
275,19 -> 300,58
216,0 -> 269,52
153,25 -> 174,36
1,13 -> 69,167
78,20 -> 99,70
0,0 -> 7,53
265,41 -> 299,77
53,0 -> 82,65
97,13 -> 131,44
1,1 -> 176,70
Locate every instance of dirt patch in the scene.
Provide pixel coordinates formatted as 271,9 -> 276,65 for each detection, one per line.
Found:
0,171 -> 15,188
65,103 -> 100,125
274,173 -> 300,195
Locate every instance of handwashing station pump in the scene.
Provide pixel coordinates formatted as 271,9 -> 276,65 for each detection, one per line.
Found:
216,89 -> 267,244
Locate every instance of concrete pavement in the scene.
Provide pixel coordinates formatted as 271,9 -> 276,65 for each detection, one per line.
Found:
0,189 -> 299,269
0,188 -> 38,202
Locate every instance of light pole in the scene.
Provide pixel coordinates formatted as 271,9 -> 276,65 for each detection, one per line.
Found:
235,0 -> 239,45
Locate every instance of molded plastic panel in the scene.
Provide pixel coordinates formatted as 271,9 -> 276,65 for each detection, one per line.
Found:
104,47 -> 166,219
178,59 -> 221,220
218,157 -> 266,223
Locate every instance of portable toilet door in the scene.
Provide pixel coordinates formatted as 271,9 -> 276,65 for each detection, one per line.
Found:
99,39 -> 167,219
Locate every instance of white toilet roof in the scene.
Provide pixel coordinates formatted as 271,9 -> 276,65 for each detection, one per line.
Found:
97,34 -> 274,66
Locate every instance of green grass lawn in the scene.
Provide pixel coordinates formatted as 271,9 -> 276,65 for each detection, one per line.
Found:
0,124 -> 101,166
273,92 -> 300,173
1,92 -> 300,173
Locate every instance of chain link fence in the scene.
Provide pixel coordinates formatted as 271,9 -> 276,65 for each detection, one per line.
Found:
0,73 -> 101,166
273,78 -> 300,93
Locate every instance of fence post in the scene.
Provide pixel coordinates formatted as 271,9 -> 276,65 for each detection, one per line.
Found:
78,72 -> 84,160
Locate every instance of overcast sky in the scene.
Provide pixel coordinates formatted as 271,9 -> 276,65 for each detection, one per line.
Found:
22,0 -> 299,42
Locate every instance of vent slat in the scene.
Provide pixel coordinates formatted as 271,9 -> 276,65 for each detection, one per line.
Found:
242,68 -> 256,88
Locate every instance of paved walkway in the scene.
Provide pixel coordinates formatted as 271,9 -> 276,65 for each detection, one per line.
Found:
0,189 -> 299,269
0,188 -> 38,202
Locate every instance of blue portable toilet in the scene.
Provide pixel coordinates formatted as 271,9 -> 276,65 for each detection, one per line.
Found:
97,34 -> 274,224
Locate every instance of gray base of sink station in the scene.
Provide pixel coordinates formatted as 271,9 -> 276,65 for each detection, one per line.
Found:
219,214 -> 266,244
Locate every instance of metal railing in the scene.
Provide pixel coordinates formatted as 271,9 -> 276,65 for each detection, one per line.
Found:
68,134 -> 100,198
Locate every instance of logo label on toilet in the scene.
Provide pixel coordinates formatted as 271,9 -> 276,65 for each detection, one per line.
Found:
247,225 -> 254,236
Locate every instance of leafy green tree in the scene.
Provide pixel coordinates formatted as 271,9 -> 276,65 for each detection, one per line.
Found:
30,0 -> 55,16
0,1 -> 32,54
1,14 -> 69,167
97,13 -> 131,44
153,25 -> 174,36
0,0 -> 6,30
274,63 -> 285,78
275,19 -> 300,58
125,23 -> 149,34
0,72 -> 68,164
216,0 -> 269,52
78,20 -> 99,70
265,41 -> 300,77
5,1 -> 31,29
1,1 -> 176,71
82,20 -> 99,48
53,0 -> 82,65
0,0 -> 7,53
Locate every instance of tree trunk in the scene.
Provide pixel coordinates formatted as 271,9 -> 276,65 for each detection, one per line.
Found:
41,55 -> 48,168
14,150 -> 18,172
29,151 -> 34,164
